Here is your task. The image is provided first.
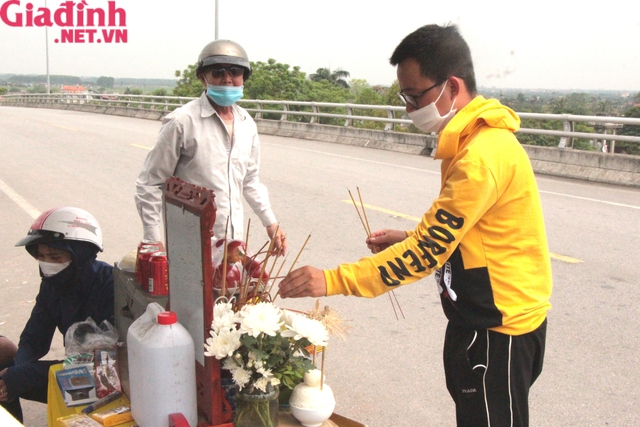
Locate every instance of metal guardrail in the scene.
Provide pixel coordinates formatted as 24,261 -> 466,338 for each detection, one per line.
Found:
0,93 -> 191,110
2,93 -> 640,150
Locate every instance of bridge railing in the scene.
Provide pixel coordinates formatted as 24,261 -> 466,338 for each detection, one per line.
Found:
2,93 -> 640,151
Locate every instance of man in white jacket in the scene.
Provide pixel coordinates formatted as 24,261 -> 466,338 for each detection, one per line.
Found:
135,39 -> 286,254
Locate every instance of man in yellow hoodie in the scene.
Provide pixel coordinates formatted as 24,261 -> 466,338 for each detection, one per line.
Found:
279,24 -> 552,427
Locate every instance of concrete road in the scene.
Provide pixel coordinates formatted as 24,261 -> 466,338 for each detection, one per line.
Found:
1,106 -> 639,426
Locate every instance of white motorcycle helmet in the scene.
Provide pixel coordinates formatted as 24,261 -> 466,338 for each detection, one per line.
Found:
15,207 -> 104,253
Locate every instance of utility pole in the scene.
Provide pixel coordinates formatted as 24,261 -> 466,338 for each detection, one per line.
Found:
215,0 -> 219,39
45,0 -> 50,94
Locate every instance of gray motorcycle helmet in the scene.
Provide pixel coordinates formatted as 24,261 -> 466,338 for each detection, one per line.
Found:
196,39 -> 252,80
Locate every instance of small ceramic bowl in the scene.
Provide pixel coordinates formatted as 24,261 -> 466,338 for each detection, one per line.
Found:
290,402 -> 335,427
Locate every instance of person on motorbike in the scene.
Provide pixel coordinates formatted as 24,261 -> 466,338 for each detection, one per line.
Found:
0,207 -> 114,423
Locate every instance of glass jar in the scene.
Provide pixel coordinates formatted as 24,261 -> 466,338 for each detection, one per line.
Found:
234,384 -> 279,427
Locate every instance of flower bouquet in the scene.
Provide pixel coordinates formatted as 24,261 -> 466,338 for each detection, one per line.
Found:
204,299 -> 329,427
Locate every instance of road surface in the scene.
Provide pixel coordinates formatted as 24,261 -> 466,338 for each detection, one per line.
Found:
1,106 -> 639,426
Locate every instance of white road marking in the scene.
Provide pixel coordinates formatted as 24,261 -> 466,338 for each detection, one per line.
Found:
0,178 -> 40,219
264,142 -> 440,174
540,190 -> 640,210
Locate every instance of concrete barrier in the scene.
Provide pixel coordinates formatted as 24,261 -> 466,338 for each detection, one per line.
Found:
255,119 -> 640,187
27,102 -> 168,121
254,119 -> 437,156
524,145 -> 640,187
3,101 -> 640,187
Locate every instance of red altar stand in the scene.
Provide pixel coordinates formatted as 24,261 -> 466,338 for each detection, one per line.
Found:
163,177 -> 233,427
111,177 -> 367,427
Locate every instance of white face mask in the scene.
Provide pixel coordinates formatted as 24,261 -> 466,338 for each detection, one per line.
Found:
39,260 -> 71,277
408,81 -> 457,133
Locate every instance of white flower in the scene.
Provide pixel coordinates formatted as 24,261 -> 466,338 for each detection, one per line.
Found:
256,365 -> 270,376
211,301 -> 237,333
281,309 -> 296,328
221,357 -> 251,390
254,377 -> 270,393
213,300 -> 234,318
281,312 -> 329,347
222,357 -> 239,371
230,366 -> 251,390
238,302 -> 284,337
204,328 -> 242,359
211,312 -> 236,333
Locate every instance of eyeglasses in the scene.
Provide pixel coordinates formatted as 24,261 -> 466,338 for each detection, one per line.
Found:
398,79 -> 446,108
210,66 -> 245,79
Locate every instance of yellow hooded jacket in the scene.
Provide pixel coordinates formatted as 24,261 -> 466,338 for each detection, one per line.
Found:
324,96 -> 552,335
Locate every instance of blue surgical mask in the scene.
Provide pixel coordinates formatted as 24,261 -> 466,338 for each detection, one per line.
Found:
206,84 -> 244,106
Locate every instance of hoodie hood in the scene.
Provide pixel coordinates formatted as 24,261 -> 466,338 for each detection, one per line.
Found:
28,240 -> 99,290
435,96 -> 520,160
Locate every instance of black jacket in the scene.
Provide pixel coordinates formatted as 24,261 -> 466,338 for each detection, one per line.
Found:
2,240 -> 114,400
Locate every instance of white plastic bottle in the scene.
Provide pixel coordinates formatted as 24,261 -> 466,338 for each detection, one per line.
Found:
127,303 -> 198,427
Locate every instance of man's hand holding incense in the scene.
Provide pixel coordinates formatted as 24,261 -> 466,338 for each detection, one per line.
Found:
366,229 -> 407,253
278,266 -> 327,298
267,223 -> 288,256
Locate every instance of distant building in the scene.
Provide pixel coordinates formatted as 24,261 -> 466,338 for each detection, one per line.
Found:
60,85 -> 91,103
61,85 -> 88,94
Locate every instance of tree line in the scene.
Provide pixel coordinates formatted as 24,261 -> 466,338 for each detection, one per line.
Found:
174,58 -> 640,154
497,91 -> 640,154
2,59 -> 639,154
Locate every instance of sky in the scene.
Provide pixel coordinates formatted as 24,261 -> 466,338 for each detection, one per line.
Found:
1,0 -> 639,91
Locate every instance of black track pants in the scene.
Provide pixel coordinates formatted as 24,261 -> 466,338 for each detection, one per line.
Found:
443,319 -> 547,427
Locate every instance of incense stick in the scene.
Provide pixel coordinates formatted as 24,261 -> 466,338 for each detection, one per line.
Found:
256,225 -> 279,295
388,293 -> 399,320
272,234 -> 311,302
392,289 -> 406,319
357,186 -> 372,236
348,187 -> 405,321
262,252 -> 280,295
348,189 -> 369,237
239,242 -> 267,304
320,345 -> 326,391
266,255 -> 288,298
285,234 -> 311,276
266,248 -> 282,290
244,218 -> 251,257
240,219 -> 251,297
246,240 -> 271,301
220,217 -> 230,298
249,224 -> 280,299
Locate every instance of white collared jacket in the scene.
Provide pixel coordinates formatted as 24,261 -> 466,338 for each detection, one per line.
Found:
135,92 -> 277,242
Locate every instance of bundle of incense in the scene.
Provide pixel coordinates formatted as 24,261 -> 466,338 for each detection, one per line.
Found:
349,187 -> 405,320
216,219 -> 298,309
